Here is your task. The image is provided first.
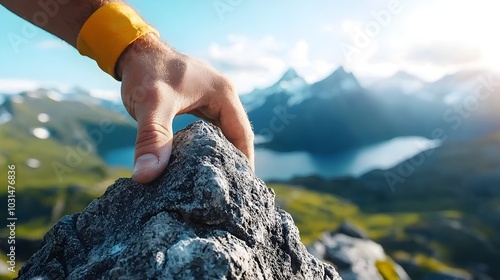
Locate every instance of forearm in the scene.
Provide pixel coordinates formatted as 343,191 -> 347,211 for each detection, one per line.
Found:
0,0 -> 121,47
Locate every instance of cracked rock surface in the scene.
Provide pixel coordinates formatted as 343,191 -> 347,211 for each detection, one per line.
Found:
17,121 -> 341,280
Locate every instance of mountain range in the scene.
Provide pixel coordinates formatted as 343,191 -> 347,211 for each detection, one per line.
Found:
2,66 -> 499,156
279,131 -> 500,279
246,67 -> 391,153
2,67 -> 500,279
242,66 -> 500,153
241,67 -> 500,154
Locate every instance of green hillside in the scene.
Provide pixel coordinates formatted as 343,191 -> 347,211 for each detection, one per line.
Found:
1,91 -> 499,279
0,92 -> 135,277
278,133 -> 500,279
271,184 -> 472,280
0,92 -> 136,188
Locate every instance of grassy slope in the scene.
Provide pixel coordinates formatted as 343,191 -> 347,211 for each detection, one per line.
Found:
272,183 -> 420,243
1,93 -> 497,278
270,184 -> 471,278
271,134 -> 500,279
0,94 -> 135,277
0,94 -> 135,190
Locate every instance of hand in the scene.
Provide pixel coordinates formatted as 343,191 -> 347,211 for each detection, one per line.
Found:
116,34 -> 254,184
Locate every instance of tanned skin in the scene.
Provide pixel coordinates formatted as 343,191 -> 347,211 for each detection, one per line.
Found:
0,0 -> 255,184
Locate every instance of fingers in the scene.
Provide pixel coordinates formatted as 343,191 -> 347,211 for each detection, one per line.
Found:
174,63 -> 255,170
193,74 -> 255,169
129,86 -> 177,184
217,95 -> 255,170
120,50 -> 254,181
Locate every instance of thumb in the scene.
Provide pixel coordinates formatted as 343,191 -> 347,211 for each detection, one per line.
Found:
131,92 -> 176,184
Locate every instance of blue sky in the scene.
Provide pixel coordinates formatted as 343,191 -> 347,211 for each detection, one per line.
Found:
0,0 -> 498,98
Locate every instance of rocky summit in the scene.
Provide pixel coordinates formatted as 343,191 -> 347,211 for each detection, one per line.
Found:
17,121 -> 340,280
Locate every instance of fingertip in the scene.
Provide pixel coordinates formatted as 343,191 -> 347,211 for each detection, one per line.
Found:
132,145 -> 172,184
217,100 -> 255,171
249,148 -> 255,171
244,143 -> 255,171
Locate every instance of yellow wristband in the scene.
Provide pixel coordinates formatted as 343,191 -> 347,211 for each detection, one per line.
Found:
77,3 -> 160,80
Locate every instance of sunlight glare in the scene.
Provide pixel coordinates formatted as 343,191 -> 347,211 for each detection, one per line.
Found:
406,0 -> 500,71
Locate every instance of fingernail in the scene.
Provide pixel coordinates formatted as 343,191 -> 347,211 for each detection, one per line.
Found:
133,153 -> 159,175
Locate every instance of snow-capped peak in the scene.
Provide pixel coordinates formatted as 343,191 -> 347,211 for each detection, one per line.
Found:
274,68 -> 307,92
277,68 -> 301,83
369,70 -> 426,97
392,70 -> 422,81
240,68 -> 309,110
309,66 -> 363,97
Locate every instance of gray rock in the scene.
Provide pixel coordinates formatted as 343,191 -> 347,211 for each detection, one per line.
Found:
335,222 -> 368,240
17,121 -> 340,280
308,233 -> 410,280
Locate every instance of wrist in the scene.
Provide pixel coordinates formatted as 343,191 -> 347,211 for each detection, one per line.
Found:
77,3 -> 160,80
116,33 -> 157,80
116,34 -> 175,80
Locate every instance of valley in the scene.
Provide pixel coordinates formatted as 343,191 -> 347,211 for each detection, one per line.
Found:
1,66 -> 499,279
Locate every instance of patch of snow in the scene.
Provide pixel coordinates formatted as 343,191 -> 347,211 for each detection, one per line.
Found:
26,158 -> 41,169
10,95 -> 24,103
31,127 -> 50,139
37,113 -> 50,123
88,88 -> 120,101
241,68 -> 309,111
47,90 -> 63,102
0,110 -> 12,125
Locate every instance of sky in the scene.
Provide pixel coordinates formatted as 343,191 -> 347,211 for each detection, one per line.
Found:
0,0 -> 499,99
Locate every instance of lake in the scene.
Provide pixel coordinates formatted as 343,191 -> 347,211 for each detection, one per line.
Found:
104,136 -> 440,181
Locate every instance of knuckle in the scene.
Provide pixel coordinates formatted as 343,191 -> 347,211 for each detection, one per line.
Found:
123,82 -> 165,119
224,80 -> 237,95
135,84 -> 163,104
136,122 -> 171,149
213,74 -> 237,96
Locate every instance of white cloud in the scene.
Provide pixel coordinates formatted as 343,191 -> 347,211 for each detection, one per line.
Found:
0,79 -> 42,93
88,88 -> 121,101
207,34 -> 285,75
289,40 -> 309,67
341,20 -> 364,35
206,35 -> 336,93
406,42 -> 482,66
322,23 -> 334,33
335,0 -> 498,83
36,39 -> 69,49
0,78 -> 120,101
287,40 -> 334,83
0,79 -> 81,94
